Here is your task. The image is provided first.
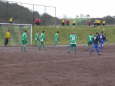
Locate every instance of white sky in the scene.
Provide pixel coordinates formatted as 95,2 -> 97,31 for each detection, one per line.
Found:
6,0 -> 115,18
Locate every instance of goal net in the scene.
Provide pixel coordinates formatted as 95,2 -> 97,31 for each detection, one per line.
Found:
0,23 -> 32,46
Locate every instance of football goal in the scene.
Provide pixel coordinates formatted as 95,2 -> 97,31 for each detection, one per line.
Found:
0,23 -> 32,46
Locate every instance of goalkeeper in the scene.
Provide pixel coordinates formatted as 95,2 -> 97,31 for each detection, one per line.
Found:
4,30 -> 11,46
21,30 -> 28,52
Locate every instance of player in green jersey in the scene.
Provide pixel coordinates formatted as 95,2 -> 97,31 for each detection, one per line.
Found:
53,31 -> 59,46
87,33 -> 94,46
34,32 -> 40,49
21,30 -> 28,52
68,32 -> 78,55
39,31 -> 46,49
87,33 -> 94,52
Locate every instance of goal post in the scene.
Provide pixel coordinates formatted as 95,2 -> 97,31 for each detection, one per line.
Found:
0,23 -> 33,46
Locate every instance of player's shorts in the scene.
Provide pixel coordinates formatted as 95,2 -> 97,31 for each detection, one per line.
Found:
70,44 -> 76,47
21,40 -> 28,45
99,40 -> 104,44
88,41 -> 93,45
62,22 -> 64,26
72,23 -> 76,25
93,43 -> 99,49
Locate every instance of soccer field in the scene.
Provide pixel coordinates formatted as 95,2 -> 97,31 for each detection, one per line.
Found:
0,45 -> 115,86
33,25 -> 115,45
0,25 -> 115,46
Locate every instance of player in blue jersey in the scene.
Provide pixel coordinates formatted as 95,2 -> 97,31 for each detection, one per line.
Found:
99,31 -> 106,51
90,32 -> 101,55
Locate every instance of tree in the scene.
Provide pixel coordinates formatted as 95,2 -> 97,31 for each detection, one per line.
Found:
103,16 -> 115,24
0,1 -> 60,25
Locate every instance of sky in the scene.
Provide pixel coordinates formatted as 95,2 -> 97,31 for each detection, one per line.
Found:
6,0 -> 115,18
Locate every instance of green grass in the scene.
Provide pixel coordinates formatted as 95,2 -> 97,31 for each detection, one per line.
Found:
0,26 -> 31,46
0,25 -> 115,45
33,25 -> 115,45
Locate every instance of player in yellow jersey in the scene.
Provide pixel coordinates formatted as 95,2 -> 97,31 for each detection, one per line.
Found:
61,19 -> 65,26
4,30 -> 11,46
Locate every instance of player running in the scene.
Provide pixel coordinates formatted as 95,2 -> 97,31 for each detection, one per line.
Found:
53,31 -> 59,46
68,32 -> 78,55
21,30 -> 28,52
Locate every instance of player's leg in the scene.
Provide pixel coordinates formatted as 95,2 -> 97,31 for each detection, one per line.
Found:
21,45 -> 24,52
39,41 -> 44,49
39,41 -> 42,49
37,40 -> 40,50
4,38 -> 7,46
87,41 -> 91,50
62,22 -> 64,26
54,41 -> 57,46
95,44 -> 101,55
35,40 -> 37,46
101,41 -> 104,49
4,38 -> 8,46
54,40 -> 58,46
42,41 -> 46,48
7,39 -> 9,46
21,40 -> 27,52
23,44 -> 26,52
89,43 -> 94,55
68,44 -> 76,54
73,44 -> 77,55
68,44 -> 72,53
21,40 -> 24,52
99,41 -> 104,52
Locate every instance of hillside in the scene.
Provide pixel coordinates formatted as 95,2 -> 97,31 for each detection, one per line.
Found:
0,1 -> 60,25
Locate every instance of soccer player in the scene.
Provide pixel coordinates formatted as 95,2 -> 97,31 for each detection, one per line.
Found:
34,32 -> 39,45
99,31 -> 106,50
90,32 -> 101,55
39,31 -> 46,49
102,20 -> 106,26
8,17 -> 14,23
68,32 -> 78,55
87,33 -> 94,49
66,20 -> 70,26
53,31 -> 59,46
72,20 -> 76,26
61,19 -> 65,26
34,18 -> 42,25
34,32 -> 40,49
87,21 -> 92,27
21,30 -> 28,52
4,30 -> 11,46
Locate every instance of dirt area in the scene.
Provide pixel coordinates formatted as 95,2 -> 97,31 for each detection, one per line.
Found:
0,45 -> 115,86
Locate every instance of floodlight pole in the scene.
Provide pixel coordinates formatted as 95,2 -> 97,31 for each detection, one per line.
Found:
33,4 -> 35,25
54,7 -> 57,27
7,1 -> 9,21
44,6 -> 47,14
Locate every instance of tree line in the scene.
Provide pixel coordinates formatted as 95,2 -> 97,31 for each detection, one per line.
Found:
0,1 -> 115,25
0,1 -> 60,25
